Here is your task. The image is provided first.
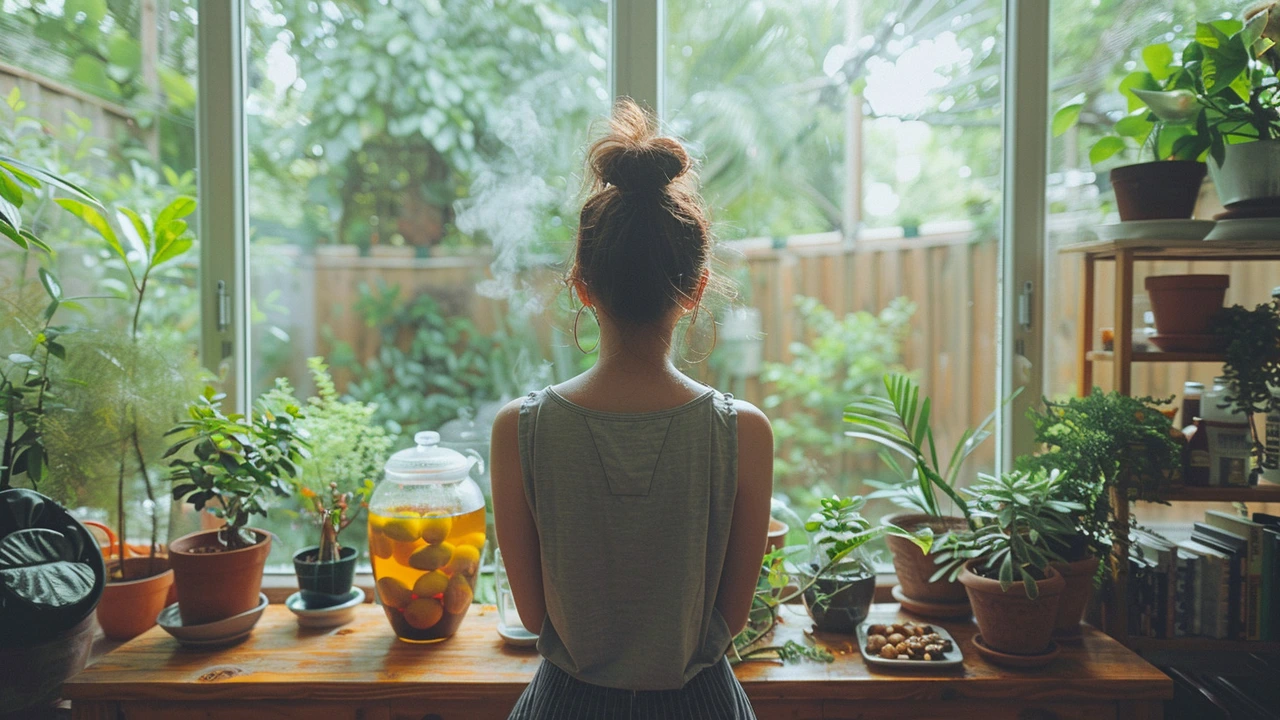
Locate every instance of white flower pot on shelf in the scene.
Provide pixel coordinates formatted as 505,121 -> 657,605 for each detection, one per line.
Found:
1208,139 -> 1280,207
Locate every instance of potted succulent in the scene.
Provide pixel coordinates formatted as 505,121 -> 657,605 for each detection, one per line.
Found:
1019,390 -> 1182,637
800,495 -> 932,633
1125,10 -> 1280,209
270,357 -> 391,607
844,373 -> 999,616
164,385 -> 309,626
933,469 -> 1083,662
1052,38 -> 1209,220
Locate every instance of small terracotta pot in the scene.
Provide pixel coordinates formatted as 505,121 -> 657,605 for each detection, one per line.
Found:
1051,555 -> 1099,639
1144,274 -> 1229,336
168,528 -> 271,626
765,519 -> 788,555
1110,161 -> 1207,221
884,513 -> 969,605
97,556 -> 174,640
961,561 -> 1065,656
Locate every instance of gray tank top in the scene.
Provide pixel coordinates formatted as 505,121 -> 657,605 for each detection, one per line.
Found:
517,385 -> 738,691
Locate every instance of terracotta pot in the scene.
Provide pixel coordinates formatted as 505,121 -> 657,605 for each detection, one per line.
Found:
1051,555 -> 1100,640
0,613 -> 95,714
884,512 -> 969,605
1144,274 -> 1229,336
1110,161 -> 1207,221
960,561 -> 1065,656
1207,139 -> 1280,207
97,556 -> 174,640
168,528 -> 271,626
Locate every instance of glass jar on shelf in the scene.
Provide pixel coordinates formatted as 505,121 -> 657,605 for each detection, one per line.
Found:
368,431 -> 486,643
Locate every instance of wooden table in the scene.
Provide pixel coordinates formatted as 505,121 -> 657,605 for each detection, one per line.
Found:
64,603 -> 1172,720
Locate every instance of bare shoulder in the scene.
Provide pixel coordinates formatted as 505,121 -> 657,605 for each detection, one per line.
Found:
730,398 -> 772,437
490,396 -> 527,444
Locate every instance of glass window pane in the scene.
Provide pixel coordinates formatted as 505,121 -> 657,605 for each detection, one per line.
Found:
1,2 -> 201,556
1045,0 -> 1279,533
665,0 -> 1004,555
246,0 -> 610,570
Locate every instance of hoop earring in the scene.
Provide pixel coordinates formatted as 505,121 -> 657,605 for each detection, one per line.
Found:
573,305 -> 600,354
681,302 -> 717,363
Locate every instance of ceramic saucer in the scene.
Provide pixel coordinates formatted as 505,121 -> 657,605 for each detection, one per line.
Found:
497,623 -> 539,648
285,587 -> 365,628
157,593 -> 268,648
972,634 -> 1060,668
891,585 -> 972,620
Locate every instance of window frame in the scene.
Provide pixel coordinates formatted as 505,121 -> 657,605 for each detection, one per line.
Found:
196,0 -> 1053,466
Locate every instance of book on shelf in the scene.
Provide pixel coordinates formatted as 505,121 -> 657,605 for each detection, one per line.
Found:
1174,545 -> 1200,637
1134,529 -> 1177,639
1178,539 -> 1229,638
1254,513 -> 1280,641
1204,511 -> 1265,641
1191,522 -> 1248,641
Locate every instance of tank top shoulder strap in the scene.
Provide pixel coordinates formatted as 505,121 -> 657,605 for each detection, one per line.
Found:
517,389 -> 546,511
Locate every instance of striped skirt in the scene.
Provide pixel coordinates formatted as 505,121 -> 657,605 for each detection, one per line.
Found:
508,657 -> 757,720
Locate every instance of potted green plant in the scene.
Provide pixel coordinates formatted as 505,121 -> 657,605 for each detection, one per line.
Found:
1019,390 -> 1182,637
800,495 -> 931,633
1123,10 -> 1280,208
270,357 -> 391,607
164,385 -> 309,626
932,469 -> 1083,662
48,194 -> 205,640
843,373 -> 1000,616
1213,301 -> 1280,469
1052,39 -> 1209,220
729,494 -> 931,662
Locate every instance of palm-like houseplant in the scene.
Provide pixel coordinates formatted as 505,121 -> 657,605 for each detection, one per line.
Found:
842,373 -> 1002,613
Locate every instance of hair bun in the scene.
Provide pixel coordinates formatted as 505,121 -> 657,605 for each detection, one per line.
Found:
589,100 -> 692,194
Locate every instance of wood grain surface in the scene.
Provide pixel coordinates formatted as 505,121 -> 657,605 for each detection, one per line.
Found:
64,603 -> 1171,719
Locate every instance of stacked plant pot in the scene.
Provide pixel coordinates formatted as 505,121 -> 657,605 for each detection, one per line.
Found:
1111,161 -> 1208,221
884,513 -> 972,618
1144,274 -> 1229,353
1208,140 -> 1280,220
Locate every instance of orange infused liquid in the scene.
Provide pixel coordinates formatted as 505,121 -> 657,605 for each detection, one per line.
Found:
369,505 -> 486,643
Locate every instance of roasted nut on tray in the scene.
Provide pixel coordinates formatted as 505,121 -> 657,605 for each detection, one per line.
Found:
864,621 -> 951,662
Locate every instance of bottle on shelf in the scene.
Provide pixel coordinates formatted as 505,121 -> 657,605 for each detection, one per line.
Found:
1181,382 -> 1204,436
1202,377 -> 1253,487
1185,418 -> 1210,486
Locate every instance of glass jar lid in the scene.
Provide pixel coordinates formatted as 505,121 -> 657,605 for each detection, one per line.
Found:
384,431 -> 477,484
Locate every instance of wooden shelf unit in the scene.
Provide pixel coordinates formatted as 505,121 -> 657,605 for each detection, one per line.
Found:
1153,481 -> 1280,503
1063,230 -> 1280,655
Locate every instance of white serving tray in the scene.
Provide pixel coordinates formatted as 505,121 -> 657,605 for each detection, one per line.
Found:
856,622 -> 964,669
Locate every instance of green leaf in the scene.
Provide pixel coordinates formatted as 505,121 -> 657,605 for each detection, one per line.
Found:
0,528 -> 96,611
71,54 -> 110,92
116,207 -> 148,257
0,221 -> 27,250
151,236 -> 192,269
38,268 -> 61,300
154,196 -> 196,231
0,158 -> 97,204
1089,136 -> 1128,165
57,198 -> 124,261
1198,24 -> 1250,95
1142,43 -> 1175,81
1051,103 -> 1083,137
0,167 -> 24,207
1119,71 -> 1160,112
1113,113 -> 1153,139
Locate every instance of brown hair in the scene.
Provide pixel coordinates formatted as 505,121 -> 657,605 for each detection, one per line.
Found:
570,99 -> 720,332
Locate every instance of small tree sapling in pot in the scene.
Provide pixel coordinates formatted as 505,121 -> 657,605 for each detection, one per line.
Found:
164,385 -> 309,625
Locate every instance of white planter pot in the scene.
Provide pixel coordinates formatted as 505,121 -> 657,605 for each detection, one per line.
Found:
1208,139 -> 1280,207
